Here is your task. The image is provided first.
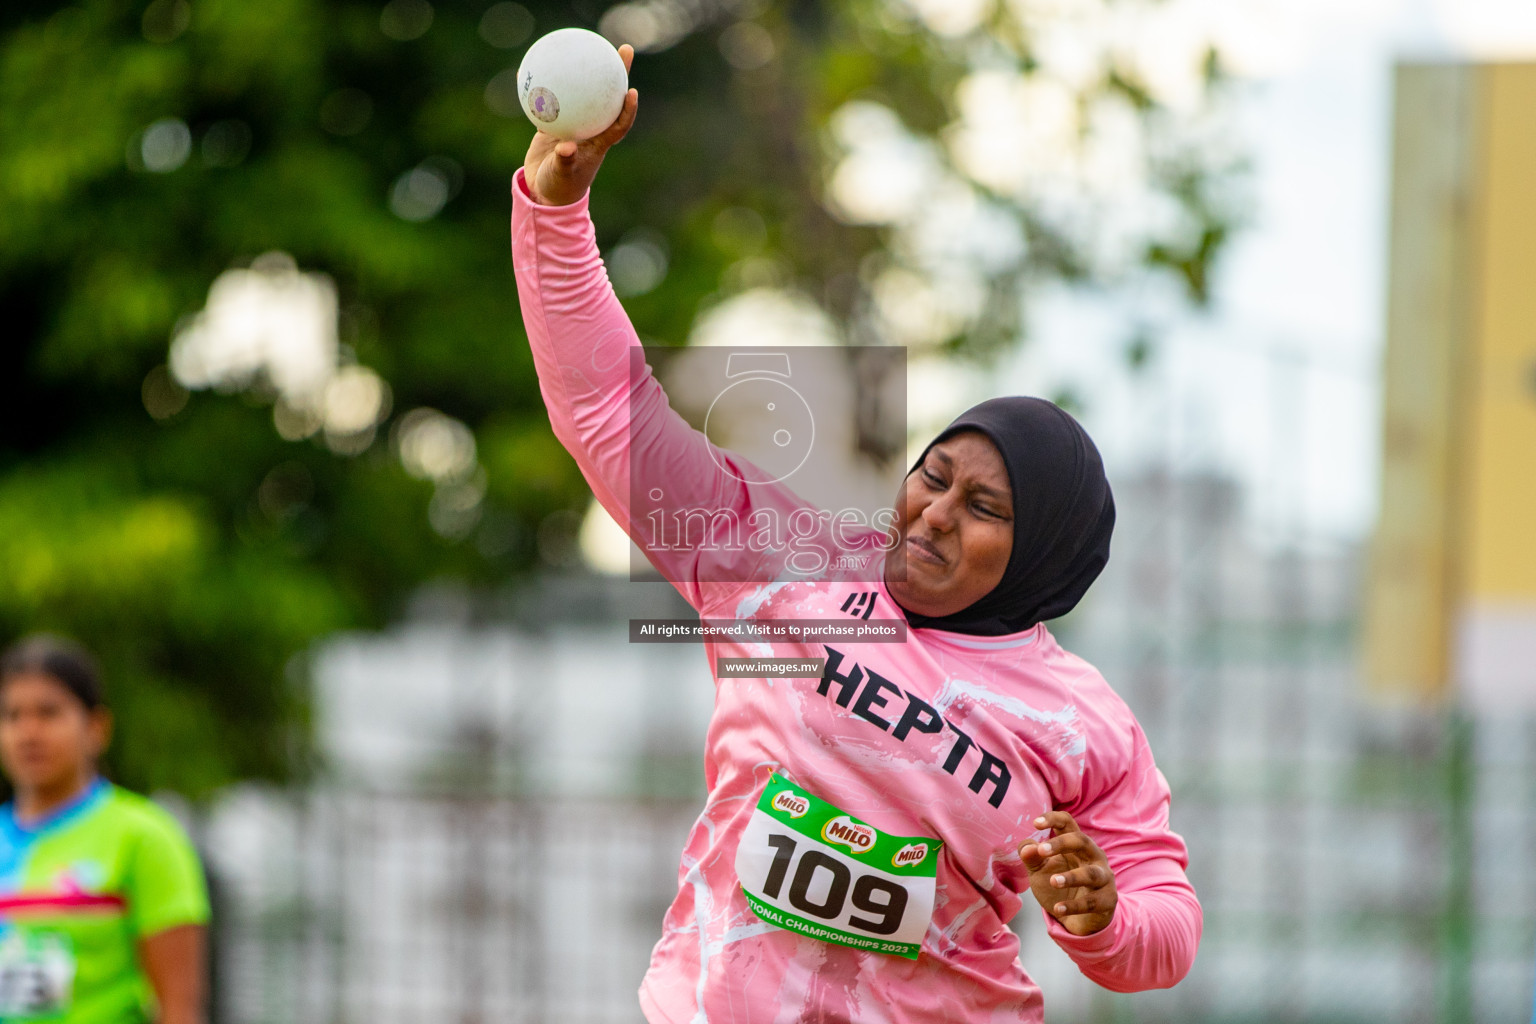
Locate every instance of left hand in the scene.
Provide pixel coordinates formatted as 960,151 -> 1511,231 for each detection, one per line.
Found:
1018,810 -> 1118,937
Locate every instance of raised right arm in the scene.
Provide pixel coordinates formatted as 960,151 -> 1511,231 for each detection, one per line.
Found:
511,169 -> 818,610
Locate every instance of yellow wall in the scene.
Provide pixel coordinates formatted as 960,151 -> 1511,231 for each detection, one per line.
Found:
1366,62 -> 1536,702
1462,64 -> 1536,601
1365,64 -> 1474,700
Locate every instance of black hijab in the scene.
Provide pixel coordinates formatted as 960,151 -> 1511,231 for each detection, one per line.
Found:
895,396 -> 1115,636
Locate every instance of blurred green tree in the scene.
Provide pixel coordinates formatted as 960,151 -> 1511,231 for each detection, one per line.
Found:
0,0 -> 1244,796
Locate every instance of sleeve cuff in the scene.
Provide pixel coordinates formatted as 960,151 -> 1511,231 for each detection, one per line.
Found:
512,167 -> 591,217
1043,906 -> 1126,961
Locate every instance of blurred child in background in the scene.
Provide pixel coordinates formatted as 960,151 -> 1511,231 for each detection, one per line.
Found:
0,636 -> 209,1024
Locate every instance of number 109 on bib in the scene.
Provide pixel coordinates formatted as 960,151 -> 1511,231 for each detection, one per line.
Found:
735,775 -> 941,959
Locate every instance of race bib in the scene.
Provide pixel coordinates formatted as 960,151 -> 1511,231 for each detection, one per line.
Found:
0,928 -> 74,1019
735,774 -> 942,959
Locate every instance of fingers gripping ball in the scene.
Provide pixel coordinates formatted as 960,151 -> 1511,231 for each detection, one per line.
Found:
517,29 -> 630,141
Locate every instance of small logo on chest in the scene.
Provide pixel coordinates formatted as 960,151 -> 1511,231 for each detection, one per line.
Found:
840,591 -> 877,620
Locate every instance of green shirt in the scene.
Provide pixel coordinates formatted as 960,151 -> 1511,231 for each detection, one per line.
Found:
0,780 -> 209,1023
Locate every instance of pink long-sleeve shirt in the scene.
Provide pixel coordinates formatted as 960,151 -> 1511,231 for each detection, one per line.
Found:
511,168 -> 1200,1023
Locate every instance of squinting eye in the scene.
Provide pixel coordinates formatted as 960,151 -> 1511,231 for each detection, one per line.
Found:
921,470 -> 943,487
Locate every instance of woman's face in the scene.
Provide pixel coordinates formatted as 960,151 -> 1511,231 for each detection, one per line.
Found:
884,431 -> 1014,619
0,673 -> 108,795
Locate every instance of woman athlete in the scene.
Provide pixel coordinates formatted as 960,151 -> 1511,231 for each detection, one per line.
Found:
0,636 -> 209,1024
513,45 -> 1199,1023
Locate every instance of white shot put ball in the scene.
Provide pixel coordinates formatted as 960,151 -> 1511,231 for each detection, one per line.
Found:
516,28 -> 629,142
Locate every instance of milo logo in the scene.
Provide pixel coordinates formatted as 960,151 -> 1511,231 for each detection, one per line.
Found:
892,842 -> 928,868
821,815 -> 876,854
772,791 -> 810,819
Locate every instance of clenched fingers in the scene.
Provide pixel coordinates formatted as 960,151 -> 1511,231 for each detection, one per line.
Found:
1017,809 -> 1118,936
572,44 -> 638,156
586,87 -> 639,152
1048,863 -> 1111,890
1049,887 -> 1115,917
1019,830 -> 1095,870
1033,810 -> 1083,836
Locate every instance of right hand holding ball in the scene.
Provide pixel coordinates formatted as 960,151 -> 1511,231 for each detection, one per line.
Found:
520,35 -> 638,207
